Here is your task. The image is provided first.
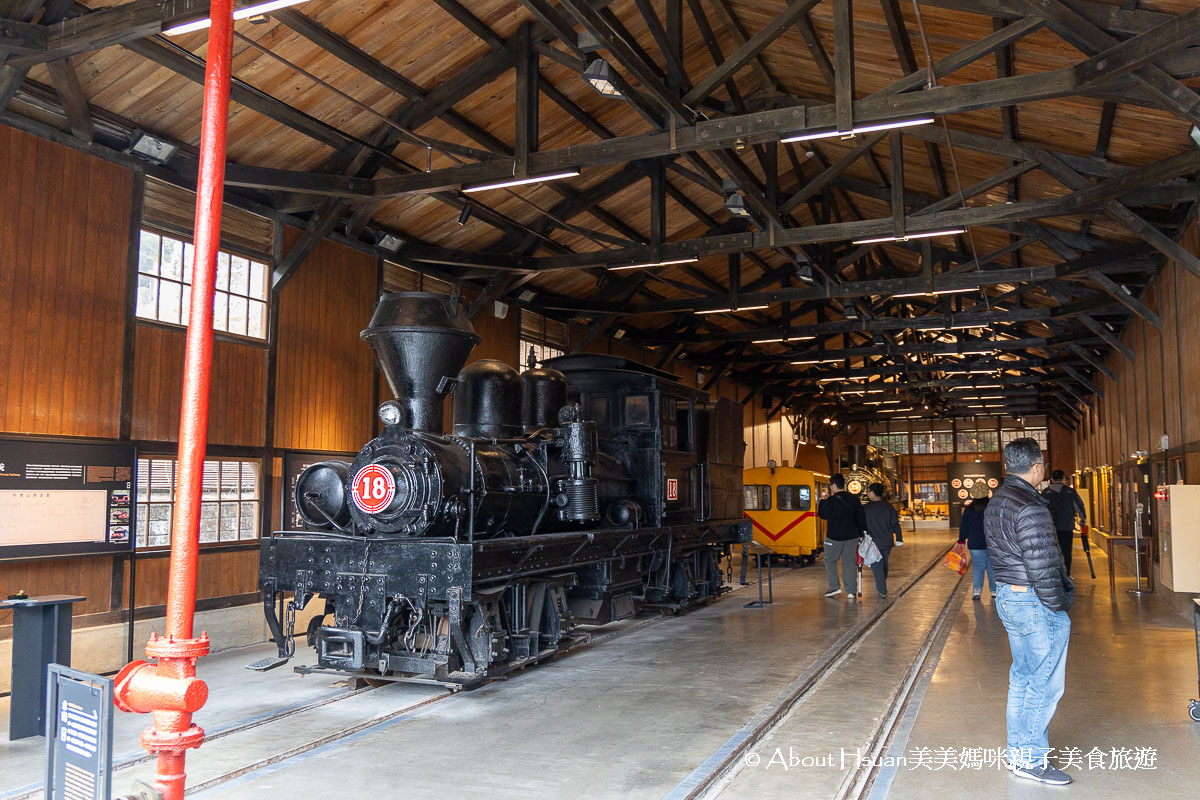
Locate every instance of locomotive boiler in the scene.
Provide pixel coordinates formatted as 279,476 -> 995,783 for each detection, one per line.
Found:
255,292 -> 749,688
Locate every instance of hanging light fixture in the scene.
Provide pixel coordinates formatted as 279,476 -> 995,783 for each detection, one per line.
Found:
724,192 -> 751,217
583,59 -> 622,97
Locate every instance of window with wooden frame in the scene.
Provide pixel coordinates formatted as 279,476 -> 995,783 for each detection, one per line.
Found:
135,457 -> 261,548
135,230 -> 269,340
519,309 -> 567,372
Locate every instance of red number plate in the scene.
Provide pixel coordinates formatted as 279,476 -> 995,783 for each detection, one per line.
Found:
352,464 -> 395,514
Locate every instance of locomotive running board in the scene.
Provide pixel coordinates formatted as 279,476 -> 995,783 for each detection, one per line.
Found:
245,656 -> 291,672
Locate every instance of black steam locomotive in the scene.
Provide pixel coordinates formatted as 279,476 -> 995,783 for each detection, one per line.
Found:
255,293 -> 749,688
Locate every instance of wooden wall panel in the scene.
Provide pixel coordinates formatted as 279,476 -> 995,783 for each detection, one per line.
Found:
131,325 -> 268,445
0,126 -> 132,438
0,556 -> 113,618
128,549 -> 259,608
274,234 -> 376,451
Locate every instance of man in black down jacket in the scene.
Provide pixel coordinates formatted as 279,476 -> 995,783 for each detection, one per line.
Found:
985,438 -> 1075,786
1042,469 -> 1087,574
818,473 -> 866,600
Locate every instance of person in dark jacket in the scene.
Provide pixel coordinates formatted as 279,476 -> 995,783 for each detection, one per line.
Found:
864,483 -> 903,599
958,496 -> 996,600
984,438 -> 1075,786
1042,470 -> 1087,574
818,473 -> 866,600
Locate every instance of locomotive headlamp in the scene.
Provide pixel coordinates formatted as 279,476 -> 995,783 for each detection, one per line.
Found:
378,401 -> 404,427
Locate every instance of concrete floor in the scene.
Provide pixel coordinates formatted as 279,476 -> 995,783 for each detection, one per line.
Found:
2,524 -> 1196,800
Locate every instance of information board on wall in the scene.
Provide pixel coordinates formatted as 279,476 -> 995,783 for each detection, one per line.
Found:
946,461 -> 1004,527
0,437 -> 136,560
280,450 -> 355,532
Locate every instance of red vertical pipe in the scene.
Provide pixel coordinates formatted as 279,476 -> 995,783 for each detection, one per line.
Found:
139,5 -> 234,800
168,0 -> 234,642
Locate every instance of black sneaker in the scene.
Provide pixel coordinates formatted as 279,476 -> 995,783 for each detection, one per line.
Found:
1012,763 -> 1072,785
973,591 -> 981,600
877,593 -> 887,599
824,588 -> 842,597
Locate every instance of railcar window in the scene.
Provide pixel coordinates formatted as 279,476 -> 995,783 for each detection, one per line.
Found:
777,485 -> 811,511
660,397 -> 677,449
624,395 -> 651,427
743,485 -> 771,510
675,400 -> 693,452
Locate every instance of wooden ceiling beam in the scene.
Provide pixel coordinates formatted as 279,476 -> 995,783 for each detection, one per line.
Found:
44,55 -> 90,141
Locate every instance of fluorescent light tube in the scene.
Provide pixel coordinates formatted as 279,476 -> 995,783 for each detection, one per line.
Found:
751,335 -> 816,343
609,257 -> 700,271
463,170 -> 580,193
781,117 -> 935,143
853,229 -> 966,245
696,304 -> 770,315
164,0 -> 312,35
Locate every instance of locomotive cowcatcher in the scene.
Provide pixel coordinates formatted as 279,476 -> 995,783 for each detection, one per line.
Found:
254,292 -> 749,688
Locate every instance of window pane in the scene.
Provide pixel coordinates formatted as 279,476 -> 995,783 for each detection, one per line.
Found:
158,280 -> 181,325
199,503 -> 219,543
161,236 -> 184,281
240,462 -> 259,498
228,295 -> 248,336
220,462 -> 240,499
135,504 -> 147,547
213,291 -> 228,331
216,252 -> 229,291
229,256 -> 250,296
743,485 -> 761,510
240,501 -> 258,540
148,504 -> 171,547
181,285 -> 190,326
219,502 -> 239,541
248,300 -> 265,339
183,243 -> 194,284
136,275 -> 158,319
249,261 -> 266,300
138,232 -> 161,275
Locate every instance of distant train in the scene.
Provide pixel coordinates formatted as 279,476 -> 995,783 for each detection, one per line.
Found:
837,444 -> 902,505
742,463 -> 830,564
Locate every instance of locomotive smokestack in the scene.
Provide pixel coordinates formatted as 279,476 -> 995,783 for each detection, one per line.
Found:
361,292 -> 480,433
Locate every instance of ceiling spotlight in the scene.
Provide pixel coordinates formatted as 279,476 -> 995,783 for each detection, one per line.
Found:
795,263 -> 816,284
376,232 -> 403,252
822,417 -> 831,424
843,305 -> 859,320
518,289 -> 536,303
583,59 -> 622,97
127,132 -> 177,165
458,203 -> 472,225
724,192 -> 752,217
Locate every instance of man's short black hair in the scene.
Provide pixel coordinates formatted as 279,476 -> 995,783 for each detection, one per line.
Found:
1051,469 -> 1065,482
830,473 -> 846,489
868,482 -> 886,498
1004,437 -> 1044,474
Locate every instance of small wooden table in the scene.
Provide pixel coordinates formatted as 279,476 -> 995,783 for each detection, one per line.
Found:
1091,531 -> 1153,595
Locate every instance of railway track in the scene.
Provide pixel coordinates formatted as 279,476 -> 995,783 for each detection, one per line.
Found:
10,547 -> 963,800
665,544 -> 964,800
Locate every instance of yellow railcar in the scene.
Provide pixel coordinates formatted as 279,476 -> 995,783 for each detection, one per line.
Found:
742,463 -> 829,564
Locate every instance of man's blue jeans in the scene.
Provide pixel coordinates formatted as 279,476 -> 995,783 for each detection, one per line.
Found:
994,583 -> 1071,767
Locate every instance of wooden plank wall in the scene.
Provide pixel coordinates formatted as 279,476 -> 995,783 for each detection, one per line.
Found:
132,325 -> 268,445
1073,224 -> 1200,534
273,232 -> 377,453
0,128 -> 132,620
0,125 -> 131,438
